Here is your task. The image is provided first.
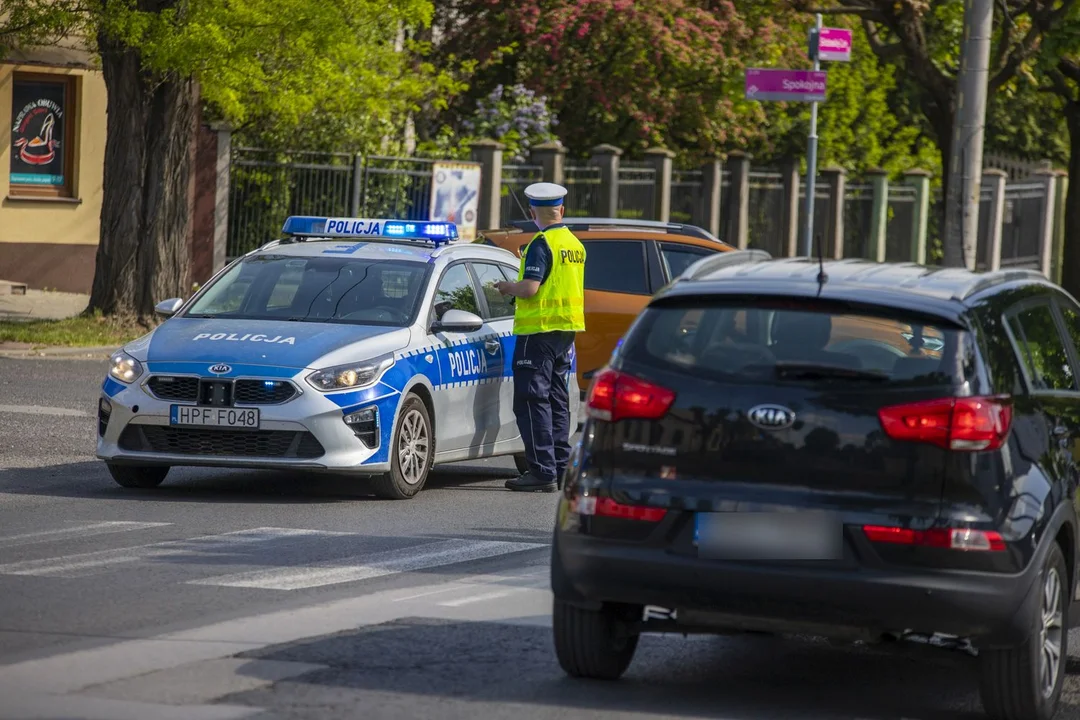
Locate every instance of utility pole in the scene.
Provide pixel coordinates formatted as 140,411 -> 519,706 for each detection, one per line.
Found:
943,0 -> 993,269
802,12 -> 823,258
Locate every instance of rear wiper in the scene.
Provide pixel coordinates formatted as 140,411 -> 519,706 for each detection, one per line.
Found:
772,362 -> 890,382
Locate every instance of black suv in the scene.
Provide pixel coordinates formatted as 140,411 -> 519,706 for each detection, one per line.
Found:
552,253 -> 1080,720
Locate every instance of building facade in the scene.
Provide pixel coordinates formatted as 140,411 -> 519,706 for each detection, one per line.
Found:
0,45 -> 106,293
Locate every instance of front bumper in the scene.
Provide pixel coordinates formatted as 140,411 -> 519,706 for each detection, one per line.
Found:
553,529 -> 1042,646
95,373 -> 396,474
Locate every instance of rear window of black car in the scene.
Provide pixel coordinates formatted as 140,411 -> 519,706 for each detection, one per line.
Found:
623,299 -> 972,387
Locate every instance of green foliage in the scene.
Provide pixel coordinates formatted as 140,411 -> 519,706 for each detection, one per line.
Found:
750,15 -> 939,177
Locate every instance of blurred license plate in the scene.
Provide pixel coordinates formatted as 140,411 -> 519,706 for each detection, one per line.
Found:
170,406 -> 260,429
694,511 -> 842,561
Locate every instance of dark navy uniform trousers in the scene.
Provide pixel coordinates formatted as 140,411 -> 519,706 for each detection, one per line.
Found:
513,330 -> 576,484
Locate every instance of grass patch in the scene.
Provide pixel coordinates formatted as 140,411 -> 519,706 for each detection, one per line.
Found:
0,312 -> 155,348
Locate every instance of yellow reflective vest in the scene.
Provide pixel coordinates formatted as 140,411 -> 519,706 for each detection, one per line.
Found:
513,225 -> 586,335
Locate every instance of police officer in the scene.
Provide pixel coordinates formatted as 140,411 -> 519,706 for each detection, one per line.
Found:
494,182 -> 586,492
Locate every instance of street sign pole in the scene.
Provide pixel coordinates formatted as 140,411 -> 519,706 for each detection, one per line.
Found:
802,12 -> 823,258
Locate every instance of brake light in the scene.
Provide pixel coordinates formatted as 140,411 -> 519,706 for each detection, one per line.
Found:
863,525 -> 1005,552
586,369 -> 675,422
878,395 -> 1012,451
572,495 -> 667,523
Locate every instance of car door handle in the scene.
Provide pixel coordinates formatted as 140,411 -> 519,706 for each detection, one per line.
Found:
484,339 -> 501,353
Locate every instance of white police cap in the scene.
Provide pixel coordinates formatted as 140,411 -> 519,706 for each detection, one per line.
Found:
524,182 -> 568,207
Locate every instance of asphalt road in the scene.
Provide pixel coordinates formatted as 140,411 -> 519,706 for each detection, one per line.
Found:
4,357 -> 1080,719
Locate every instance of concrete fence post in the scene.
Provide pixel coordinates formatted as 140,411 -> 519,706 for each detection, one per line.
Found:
781,158 -> 800,258
470,139 -> 504,232
821,167 -> 846,259
1052,170 -> 1069,284
529,141 -> 566,186
867,169 -> 889,262
590,144 -> 623,218
982,169 -> 1008,271
1035,169 -> 1058,278
645,147 -> 675,223
211,124 -> 231,274
701,159 -> 723,240
726,151 -> 752,250
903,169 -> 932,265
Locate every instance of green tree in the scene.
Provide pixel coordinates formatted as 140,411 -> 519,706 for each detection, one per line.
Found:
427,0 -> 784,160
1,0 -> 452,320
789,0 -> 1075,240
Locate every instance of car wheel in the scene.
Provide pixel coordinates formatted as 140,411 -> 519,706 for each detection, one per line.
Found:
107,463 -> 169,489
514,453 -> 529,475
553,599 -> 639,680
370,394 -> 432,500
978,540 -> 1068,720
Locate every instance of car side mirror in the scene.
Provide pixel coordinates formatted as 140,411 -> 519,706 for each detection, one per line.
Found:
432,309 -> 483,333
154,298 -> 184,318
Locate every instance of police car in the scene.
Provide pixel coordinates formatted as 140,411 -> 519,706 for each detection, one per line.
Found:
96,216 -> 579,499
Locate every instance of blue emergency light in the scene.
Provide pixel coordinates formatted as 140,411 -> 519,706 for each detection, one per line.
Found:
281,216 -> 459,246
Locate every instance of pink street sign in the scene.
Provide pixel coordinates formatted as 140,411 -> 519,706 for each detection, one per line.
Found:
818,27 -> 852,62
745,69 -> 827,103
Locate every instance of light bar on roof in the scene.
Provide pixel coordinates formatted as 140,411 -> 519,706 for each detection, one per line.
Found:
281,216 -> 459,246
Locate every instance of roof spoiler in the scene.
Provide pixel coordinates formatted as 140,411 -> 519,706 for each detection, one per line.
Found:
679,249 -> 772,281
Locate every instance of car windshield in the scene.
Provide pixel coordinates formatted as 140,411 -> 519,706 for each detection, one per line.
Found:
626,298 -> 971,388
184,254 -> 430,327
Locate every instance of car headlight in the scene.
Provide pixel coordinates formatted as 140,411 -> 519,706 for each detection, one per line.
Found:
306,354 -> 394,392
109,351 -> 144,384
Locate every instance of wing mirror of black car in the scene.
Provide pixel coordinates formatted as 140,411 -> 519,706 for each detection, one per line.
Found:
432,309 -> 483,333
154,298 -> 184,317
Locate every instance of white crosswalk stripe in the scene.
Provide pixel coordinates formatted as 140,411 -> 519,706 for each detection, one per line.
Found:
0,527 -> 352,578
0,521 -> 172,549
187,538 -> 546,590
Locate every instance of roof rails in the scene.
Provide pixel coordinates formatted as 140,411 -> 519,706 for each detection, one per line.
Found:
958,268 -> 1049,301
679,249 -> 772,281
507,217 -> 722,242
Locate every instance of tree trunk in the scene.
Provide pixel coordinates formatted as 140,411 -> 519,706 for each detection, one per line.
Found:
1060,105 -> 1080,299
87,31 -> 197,320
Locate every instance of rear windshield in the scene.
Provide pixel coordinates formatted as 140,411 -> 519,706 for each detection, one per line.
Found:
624,299 -> 971,387
184,255 -> 430,327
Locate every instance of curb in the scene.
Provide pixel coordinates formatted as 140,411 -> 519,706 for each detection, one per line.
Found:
0,344 -> 115,359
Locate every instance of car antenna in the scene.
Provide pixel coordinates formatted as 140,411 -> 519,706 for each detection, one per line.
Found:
815,232 -> 828,295
508,185 -> 531,225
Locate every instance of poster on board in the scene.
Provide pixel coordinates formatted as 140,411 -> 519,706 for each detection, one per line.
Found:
429,162 -> 481,242
10,80 -> 67,187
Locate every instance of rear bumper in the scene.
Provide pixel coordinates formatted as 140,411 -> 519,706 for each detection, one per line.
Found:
554,531 -> 1041,645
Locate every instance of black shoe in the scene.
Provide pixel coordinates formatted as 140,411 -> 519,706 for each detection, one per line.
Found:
505,471 -> 557,493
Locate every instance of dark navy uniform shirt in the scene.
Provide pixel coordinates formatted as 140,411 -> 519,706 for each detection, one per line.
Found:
522,223 -> 567,285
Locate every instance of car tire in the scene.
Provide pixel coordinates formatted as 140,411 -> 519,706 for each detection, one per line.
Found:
553,599 -> 639,680
107,463 -> 169,489
514,453 -> 529,475
370,394 -> 432,500
978,540 -> 1068,720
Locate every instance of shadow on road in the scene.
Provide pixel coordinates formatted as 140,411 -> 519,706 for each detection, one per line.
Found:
224,616 -> 1013,719
0,459 -> 520,505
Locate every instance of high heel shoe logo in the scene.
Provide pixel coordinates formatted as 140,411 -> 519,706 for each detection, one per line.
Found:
14,113 -> 57,166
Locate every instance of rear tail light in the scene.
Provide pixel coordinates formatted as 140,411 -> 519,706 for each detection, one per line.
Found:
863,525 -> 1005,552
878,395 -> 1012,451
586,368 -> 675,422
572,494 -> 667,523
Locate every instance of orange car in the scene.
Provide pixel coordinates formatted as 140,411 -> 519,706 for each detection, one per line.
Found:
476,218 -> 735,394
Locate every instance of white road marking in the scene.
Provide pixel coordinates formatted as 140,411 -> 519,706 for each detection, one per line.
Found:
0,403 -> 89,417
187,538 -> 546,590
438,588 -> 518,607
0,527 -> 352,577
0,521 -> 171,549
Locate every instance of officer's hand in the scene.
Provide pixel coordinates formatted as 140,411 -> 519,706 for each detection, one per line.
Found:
494,280 -> 512,296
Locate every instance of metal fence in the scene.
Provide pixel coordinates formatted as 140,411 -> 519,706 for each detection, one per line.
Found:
564,165 -> 602,217
746,171 -> 785,256
671,169 -> 707,228
228,150 -> 446,259
1000,182 -> 1047,269
843,184 -> 875,260
884,185 -> 918,262
616,164 -> 656,221
796,176 -> 832,257
500,164 -> 543,224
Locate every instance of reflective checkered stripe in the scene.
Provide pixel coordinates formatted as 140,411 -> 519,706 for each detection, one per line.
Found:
395,330 -> 515,390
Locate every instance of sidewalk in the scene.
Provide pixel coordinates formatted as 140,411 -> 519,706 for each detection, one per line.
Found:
0,289 -> 117,359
